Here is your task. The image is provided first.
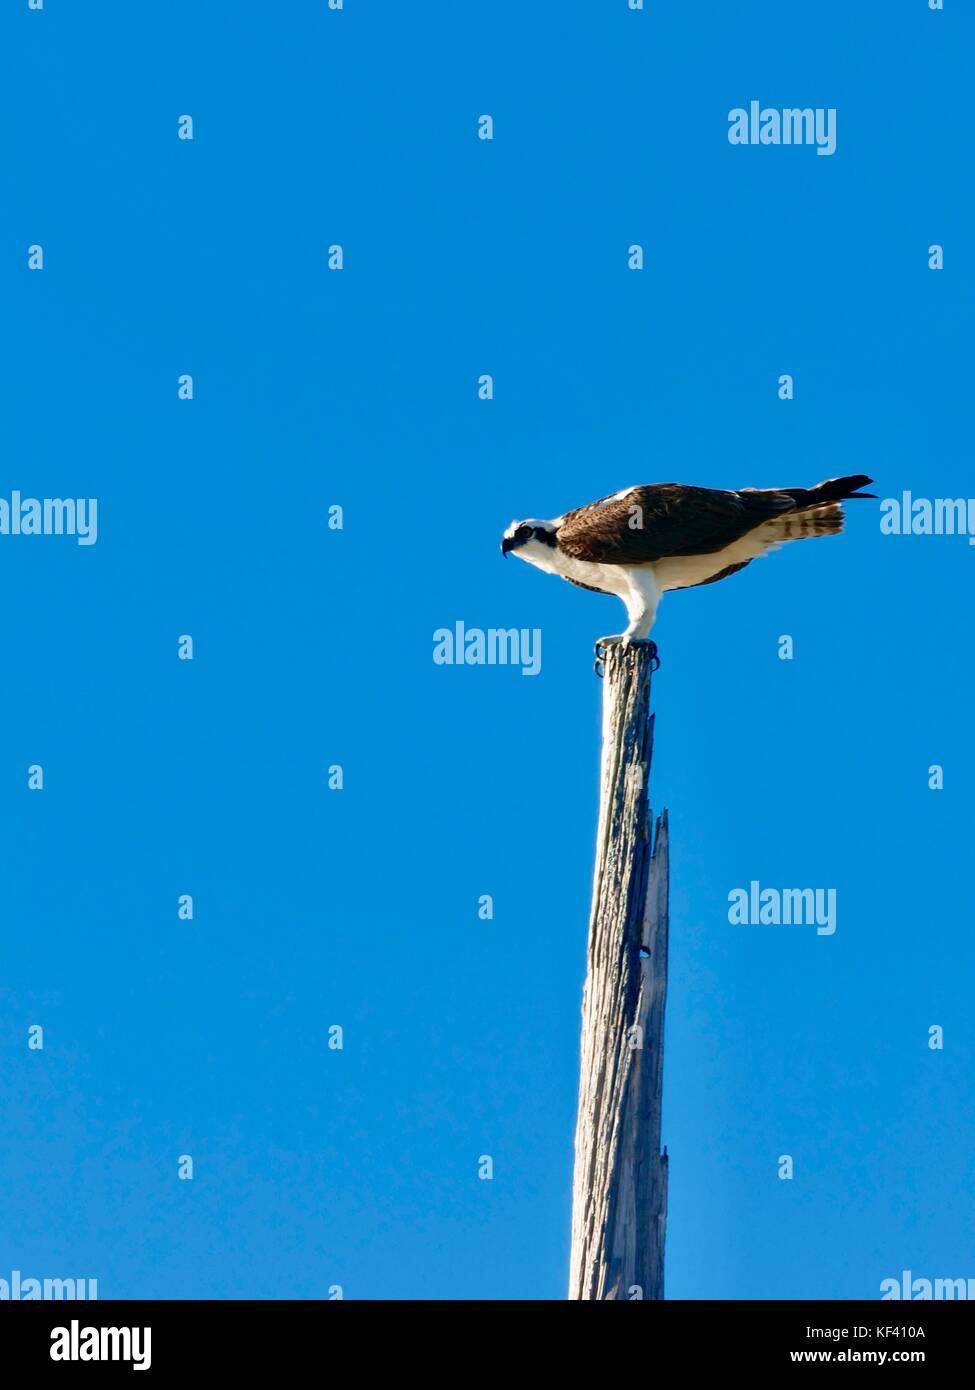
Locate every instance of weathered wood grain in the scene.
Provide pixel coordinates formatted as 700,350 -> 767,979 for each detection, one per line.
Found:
568,642 -> 670,1301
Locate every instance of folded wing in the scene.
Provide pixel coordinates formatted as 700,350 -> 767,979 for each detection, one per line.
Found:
556,484 -> 797,565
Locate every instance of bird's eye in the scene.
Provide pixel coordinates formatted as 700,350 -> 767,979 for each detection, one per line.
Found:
516,525 -> 532,540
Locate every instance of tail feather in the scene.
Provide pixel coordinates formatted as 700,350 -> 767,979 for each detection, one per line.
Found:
771,502 -> 846,540
791,474 -> 876,504
733,473 -> 875,559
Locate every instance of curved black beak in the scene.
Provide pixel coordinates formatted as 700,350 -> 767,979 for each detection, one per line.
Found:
500,536 -> 513,558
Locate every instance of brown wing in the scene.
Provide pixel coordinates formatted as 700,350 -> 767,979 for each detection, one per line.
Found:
556,484 -> 796,565
562,575 -> 614,595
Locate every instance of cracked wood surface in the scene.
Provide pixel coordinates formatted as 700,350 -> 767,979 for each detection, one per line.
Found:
568,642 -> 670,1300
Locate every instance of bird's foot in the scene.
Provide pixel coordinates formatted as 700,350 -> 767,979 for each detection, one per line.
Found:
594,635 -> 660,677
594,634 -> 621,676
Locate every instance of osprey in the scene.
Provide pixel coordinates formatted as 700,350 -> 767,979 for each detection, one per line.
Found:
501,474 -> 875,654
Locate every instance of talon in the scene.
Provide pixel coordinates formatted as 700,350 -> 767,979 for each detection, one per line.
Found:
594,633 -> 632,676
593,635 -> 660,673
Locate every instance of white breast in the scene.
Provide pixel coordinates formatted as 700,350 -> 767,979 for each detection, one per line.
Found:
516,539 -> 632,597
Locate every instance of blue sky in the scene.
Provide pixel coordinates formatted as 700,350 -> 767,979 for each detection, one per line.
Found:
1,1 -> 972,1300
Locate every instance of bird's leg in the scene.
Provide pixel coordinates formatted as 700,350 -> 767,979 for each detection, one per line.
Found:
596,580 -> 662,675
621,587 -> 661,668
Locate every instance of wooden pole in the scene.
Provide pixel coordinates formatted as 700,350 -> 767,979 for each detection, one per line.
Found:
568,642 -> 670,1301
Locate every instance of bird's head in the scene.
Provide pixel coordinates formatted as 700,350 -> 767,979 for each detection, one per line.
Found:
500,518 -> 558,559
